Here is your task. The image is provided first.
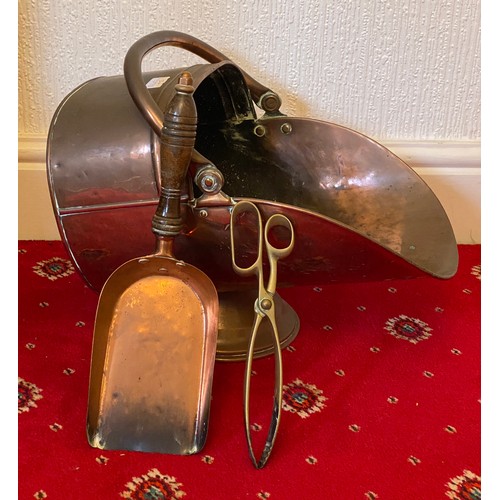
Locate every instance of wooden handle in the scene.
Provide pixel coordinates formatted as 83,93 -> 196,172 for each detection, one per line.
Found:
152,72 -> 197,237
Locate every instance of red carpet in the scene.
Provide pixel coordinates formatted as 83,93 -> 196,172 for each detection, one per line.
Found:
18,241 -> 480,499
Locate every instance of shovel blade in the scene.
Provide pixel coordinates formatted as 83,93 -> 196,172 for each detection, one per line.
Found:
87,257 -> 218,455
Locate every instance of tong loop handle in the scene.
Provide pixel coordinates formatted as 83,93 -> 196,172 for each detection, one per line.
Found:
230,201 -> 264,278
264,214 -> 295,295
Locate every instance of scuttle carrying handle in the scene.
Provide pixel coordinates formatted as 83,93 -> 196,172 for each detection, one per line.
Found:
124,30 -> 282,138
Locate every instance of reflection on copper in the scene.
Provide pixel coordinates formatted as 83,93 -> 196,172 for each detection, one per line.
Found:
47,36 -> 458,365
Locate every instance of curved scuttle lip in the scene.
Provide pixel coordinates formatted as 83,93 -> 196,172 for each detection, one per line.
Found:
46,67 -> 458,292
195,115 -> 458,281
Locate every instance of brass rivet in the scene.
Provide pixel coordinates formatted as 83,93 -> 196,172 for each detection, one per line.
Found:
253,125 -> 266,137
263,94 -> 280,112
260,299 -> 272,310
280,123 -> 292,134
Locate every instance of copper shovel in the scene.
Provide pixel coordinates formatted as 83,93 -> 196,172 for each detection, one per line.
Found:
86,73 -> 219,455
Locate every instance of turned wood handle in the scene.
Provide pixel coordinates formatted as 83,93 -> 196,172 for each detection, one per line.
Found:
152,72 -> 197,237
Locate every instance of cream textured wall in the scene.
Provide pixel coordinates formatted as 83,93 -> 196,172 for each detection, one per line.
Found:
18,0 -> 481,243
19,0 -> 480,141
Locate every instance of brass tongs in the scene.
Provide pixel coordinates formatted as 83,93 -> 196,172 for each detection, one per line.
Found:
230,201 -> 295,468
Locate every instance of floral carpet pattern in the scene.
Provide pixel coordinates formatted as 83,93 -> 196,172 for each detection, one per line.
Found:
18,241 -> 480,499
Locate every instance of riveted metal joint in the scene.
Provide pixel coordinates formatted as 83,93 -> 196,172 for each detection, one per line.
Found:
253,125 -> 266,137
280,123 -> 292,134
260,298 -> 272,310
257,91 -> 282,114
194,164 -> 225,194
